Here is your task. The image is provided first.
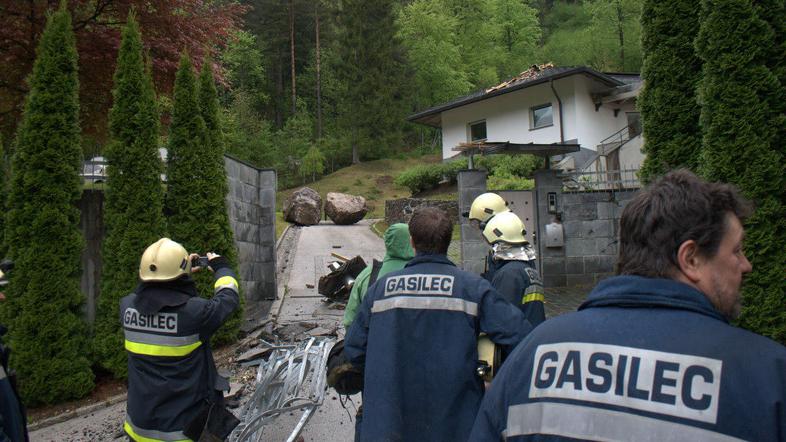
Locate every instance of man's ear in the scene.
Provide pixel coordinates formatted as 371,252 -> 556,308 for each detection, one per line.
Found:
676,240 -> 704,283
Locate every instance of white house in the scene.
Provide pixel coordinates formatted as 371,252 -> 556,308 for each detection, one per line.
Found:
408,65 -> 645,176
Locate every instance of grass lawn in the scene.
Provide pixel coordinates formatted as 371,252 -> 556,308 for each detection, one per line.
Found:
275,211 -> 289,240
277,154 -> 443,218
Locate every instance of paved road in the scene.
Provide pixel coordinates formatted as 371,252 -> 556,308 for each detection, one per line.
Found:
262,219 -> 385,442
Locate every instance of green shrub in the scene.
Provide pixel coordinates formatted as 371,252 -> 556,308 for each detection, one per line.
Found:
2,5 -> 94,404
487,175 -> 535,190
394,164 -> 444,193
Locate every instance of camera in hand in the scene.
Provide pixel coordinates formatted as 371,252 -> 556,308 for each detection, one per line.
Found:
191,256 -> 210,269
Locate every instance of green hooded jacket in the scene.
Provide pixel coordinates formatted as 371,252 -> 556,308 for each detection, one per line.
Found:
343,223 -> 414,327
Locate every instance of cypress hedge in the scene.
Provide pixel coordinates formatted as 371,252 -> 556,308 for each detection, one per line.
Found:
93,13 -> 167,378
195,61 -> 243,345
696,0 -> 786,343
166,55 -> 242,345
638,0 -> 703,182
1,5 -> 94,404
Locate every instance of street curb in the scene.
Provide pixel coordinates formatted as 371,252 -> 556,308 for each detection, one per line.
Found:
28,392 -> 127,432
276,223 -> 292,250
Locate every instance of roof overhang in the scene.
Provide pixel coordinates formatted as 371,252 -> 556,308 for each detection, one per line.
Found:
407,67 -> 625,128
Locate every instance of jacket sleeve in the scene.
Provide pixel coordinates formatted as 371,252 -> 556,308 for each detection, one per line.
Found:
469,373 -> 508,442
344,280 -> 377,369
490,267 -> 524,307
198,263 -> 240,337
478,279 -> 532,347
343,267 -> 371,328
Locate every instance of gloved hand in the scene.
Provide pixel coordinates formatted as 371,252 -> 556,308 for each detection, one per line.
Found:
326,340 -> 364,395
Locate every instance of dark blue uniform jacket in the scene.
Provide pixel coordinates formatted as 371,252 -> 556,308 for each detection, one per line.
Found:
490,260 -> 545,328
0,325 -> 27,442
470,276 -> 786,442
345,253 -> 533,442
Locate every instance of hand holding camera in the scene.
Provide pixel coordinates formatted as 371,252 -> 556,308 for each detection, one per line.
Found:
190,252 -> 220,272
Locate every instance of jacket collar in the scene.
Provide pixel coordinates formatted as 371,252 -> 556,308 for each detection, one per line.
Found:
133,276 -> 199,315
405,252 -> 456,268
579,275 -> 727,323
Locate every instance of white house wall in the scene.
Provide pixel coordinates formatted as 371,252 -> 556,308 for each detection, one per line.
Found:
440,74 -> 638,161
619,134 -> 645,170
441,77 -> 574,159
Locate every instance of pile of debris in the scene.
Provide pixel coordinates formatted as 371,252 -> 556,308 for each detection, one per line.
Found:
317,253 -> 366,302
485,62 -> 556,93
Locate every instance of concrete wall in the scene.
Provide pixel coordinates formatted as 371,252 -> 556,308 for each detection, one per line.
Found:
384,198 -> 458,225
619,134 -> 645,170
457,170 -> 488,274
224,155 -> 277,302
77,155 -> 277,323
439,75 -> 637,159
534,169 -> 639,287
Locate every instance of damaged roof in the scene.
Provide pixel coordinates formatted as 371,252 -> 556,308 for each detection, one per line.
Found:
407,65 -> 626,128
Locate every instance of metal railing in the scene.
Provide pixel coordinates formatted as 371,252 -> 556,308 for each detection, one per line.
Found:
561,168 -> 641,191
598,120 -> 642,155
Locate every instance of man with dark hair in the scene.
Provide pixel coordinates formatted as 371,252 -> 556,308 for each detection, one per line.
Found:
345,207 -> 532,441
470,170 -> 786,442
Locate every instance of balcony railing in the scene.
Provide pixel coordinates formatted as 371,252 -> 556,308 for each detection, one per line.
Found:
561,168 -> 641,191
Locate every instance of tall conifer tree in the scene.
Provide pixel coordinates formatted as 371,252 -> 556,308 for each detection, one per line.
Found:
195,62 -> 242,344
94,13 -> 167,377
696,0 -> 786,343
2,4 -> 94,404
638,0 -> 702,182
336,0 -> 407,163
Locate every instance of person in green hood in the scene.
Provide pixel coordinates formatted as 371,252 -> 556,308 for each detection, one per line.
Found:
343,223 -> 415,328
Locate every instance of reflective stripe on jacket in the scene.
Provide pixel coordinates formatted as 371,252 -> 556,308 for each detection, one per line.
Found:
345,253 -> 533,442
490,260 -> 545,327
121,268 -> 239,441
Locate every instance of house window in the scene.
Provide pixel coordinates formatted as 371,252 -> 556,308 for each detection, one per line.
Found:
531,103 -> 553,129
469,120 -> 487,142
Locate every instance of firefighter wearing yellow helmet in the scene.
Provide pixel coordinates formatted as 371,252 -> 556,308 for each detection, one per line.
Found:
122,238 -> 240,441
482,212 -> 545,327
468,192 -> 510,282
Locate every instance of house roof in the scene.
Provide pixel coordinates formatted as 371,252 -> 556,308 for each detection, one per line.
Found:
407,66 -> 626,128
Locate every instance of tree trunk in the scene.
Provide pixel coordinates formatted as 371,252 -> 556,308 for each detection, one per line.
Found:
275,48 -> 284,128
289,0 -> 297,114
352,128 -> 359,164
617,0 -> 625,70
315,1 -> 322,141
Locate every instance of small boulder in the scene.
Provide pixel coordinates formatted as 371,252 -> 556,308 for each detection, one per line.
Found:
284,187 -> 322,226
325,192 -> 368,225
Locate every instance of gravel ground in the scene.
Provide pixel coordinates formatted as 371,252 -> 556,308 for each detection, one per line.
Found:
29,401 -> 127,442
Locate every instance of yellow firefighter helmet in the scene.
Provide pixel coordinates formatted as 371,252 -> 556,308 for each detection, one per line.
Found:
468,193 -> 509,224
139,238 -> 191,282
482,211 -> 528,245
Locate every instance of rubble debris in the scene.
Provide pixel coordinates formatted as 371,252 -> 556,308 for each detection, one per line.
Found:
485,63 -> 556,93
305,283 -> 314,289
324,192 -> 368,225
237,347 -> 274,365
317,256 -> 366,301
225,383 -> 245,401
229,337 -> 335,442
283,187 -> 322,226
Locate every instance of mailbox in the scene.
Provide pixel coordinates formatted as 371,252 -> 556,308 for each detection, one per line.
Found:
545,221 -> 565,248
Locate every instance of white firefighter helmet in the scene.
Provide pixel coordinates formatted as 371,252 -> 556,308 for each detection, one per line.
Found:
139,238 -> 190,282
482,211 -> 528,245
468,192 -> 509,223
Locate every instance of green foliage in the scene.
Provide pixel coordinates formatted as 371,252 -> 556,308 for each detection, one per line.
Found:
539,0 -> 643,72
222,90 -> 276,167
1,5 -> 94,404
394,154 -> 540,194
301,146 -> 326,181
336,0 -> 408,162
637,0 -> 702,182
696,0 -> 786,343
195,61 -> 243,345
94,13 -> 167,378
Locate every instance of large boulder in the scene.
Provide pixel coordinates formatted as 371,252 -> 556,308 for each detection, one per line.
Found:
325,192 -> 368,225
284,187 -> 322,226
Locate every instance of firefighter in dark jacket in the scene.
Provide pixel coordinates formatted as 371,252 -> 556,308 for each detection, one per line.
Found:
481,212 -> 545,327
467,192 -> 510,282
0,261 -> 28,442
344,207 -> 532,442
121,238 -> 239,442
470,170 -> 786,442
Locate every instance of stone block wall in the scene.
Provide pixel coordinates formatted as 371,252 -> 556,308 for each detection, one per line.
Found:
535,169 -> 639,287
224,155 -> 277,302
384,198 -> 459,224
457,170 -> 488,274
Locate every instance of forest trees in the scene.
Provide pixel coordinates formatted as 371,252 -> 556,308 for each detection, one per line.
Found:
0,0 -> 245,141
93,14 -> 167,378
2,6 -> 94,404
